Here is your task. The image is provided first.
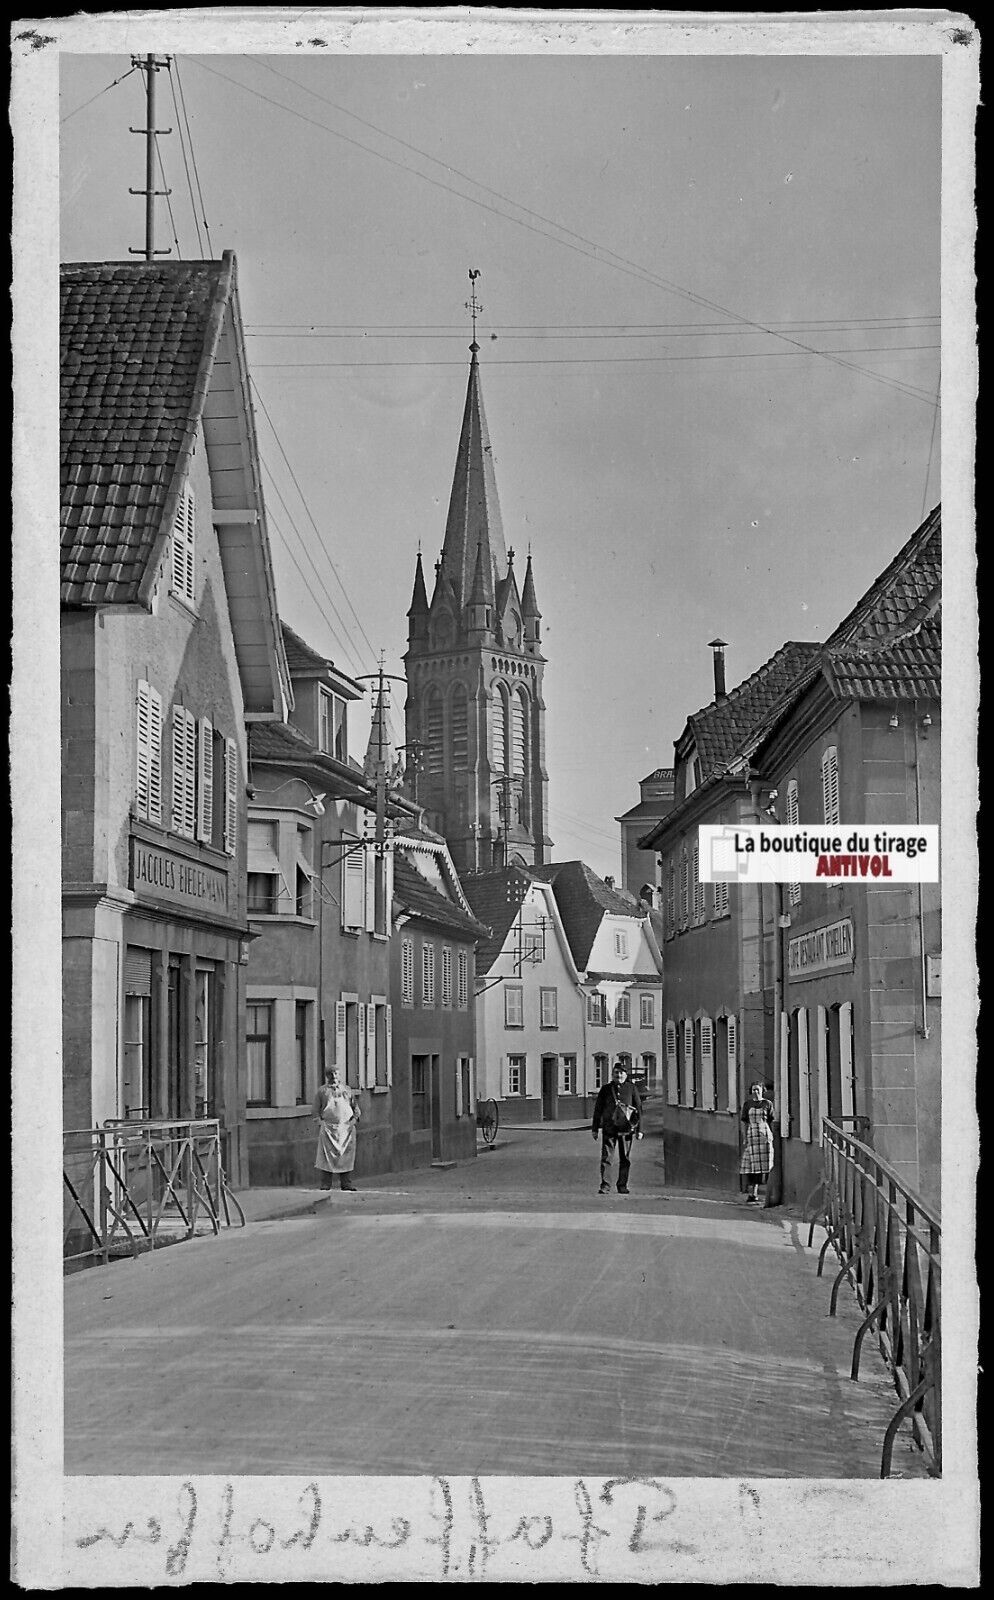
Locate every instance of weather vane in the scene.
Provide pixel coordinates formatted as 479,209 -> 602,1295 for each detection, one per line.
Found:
466,268 -> 482,349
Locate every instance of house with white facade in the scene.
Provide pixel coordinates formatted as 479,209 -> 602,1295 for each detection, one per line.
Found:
461,867 -> 587,1121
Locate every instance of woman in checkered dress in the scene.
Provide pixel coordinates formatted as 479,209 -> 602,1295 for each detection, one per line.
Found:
739,1080 -> 775,1203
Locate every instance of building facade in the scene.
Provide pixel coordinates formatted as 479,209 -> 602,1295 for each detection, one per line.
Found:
60,255 -> 289,1188
403,342 -> 551,875
616,767 -> 676,899
390,833 -> 490,1168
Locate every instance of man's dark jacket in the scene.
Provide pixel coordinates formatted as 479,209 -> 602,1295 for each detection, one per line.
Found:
592,1079 -> 642,1137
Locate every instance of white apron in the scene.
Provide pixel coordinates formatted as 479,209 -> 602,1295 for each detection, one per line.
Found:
314,1086 -> 360,1174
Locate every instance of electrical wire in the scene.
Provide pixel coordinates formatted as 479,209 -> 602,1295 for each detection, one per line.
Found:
153,131 -> 182,260
60,63 -> 139,123
261,479 -> 366,677
168,62 -> 205,256
174,58 -> 214,256
920,363 -> 941,519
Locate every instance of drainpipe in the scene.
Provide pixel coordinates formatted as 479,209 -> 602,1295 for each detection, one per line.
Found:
912,701 -> 931,1041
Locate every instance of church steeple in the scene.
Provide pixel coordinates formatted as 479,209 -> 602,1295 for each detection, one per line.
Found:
403,274 -> 551,874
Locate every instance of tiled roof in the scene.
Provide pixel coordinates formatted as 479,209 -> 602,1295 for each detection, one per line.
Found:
531,860 -> 643,971
687,640 -> 822,776
280,621 -> 331,675
61,258 -> 230,606
821,506 -> 941,701
393,855 -> 490,941
460,867 -> 536,974
616,796 -> 677,823
248,721 -> 372,796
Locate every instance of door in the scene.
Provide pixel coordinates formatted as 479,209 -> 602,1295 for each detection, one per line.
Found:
430,1054 -> 443,1159
541,1056 -> 557,1122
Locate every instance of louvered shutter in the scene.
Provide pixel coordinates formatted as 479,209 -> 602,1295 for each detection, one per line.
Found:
692,843 -> 704,923
364,1002 -> 376,1088
197,717 -> 214,841
701,1017 -> 715,1110
343,841 -> 365,929
797,1007 -> 812,1142
821,746 -> 840,827
385,1005 -> 393,1086
224,738 -> 238,855
147,688 -> 163,823
356,1002 -> 367,1087
334,1001 -> 347,1069
136,682 -> 152,819
726,1014 -> 738,1113
401,940 -> 413,1006
786,780 -> 800,903
682,1018 -> 694,1107
815,1004 -> 829,1145
172,708 -> 196,838
779,1011 -> 790,1137
714,878 -> 728,917
839,1001 -> 855,1121
665,1021 -> 678,1104
467,1055 -> 475,1112
183,712 -> 197,837
384,848 -> 393,936
455,1060 -> 464,1118
172,483 -> 196,603
364,846 -> 376,932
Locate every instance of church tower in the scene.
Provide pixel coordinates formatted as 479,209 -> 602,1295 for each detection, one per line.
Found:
403,278 -> 551,875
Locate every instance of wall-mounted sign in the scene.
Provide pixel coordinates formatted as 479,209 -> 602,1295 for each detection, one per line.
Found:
787,915 -> 855,981
131,837 -> 229,916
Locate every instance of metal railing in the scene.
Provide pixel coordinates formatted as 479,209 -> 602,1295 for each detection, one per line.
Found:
63,1117 -> 245,1268
804,1118 -> 940,1477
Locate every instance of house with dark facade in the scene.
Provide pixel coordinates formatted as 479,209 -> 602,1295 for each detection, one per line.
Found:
616,767 -> 676,899
390,830 -> 491,1167
641,509 -> 941,1209
60,254 -> 290,1188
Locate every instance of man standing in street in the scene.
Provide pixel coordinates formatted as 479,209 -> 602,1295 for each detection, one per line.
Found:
592,1059 -> 643,1195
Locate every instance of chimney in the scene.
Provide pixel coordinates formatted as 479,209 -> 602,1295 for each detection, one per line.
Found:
604,875 -> 615,890
708,638 -> 728,701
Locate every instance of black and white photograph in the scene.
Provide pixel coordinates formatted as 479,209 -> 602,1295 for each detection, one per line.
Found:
11,8 -> 979,1586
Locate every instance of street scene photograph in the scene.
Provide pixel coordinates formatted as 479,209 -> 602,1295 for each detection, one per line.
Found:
12,9 -> 978,1588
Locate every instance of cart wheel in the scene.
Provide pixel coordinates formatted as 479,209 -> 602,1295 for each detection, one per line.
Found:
480,1100 -> 499,1145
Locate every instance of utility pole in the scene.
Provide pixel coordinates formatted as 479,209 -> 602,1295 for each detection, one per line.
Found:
357,662 -> 406,852
129,55 -> 173,260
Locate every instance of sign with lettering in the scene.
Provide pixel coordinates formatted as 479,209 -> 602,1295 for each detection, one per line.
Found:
131,838 -> 229,917
787,915 -> 855,981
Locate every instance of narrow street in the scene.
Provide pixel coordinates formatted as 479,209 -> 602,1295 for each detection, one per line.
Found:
64,1118 -> 927,1480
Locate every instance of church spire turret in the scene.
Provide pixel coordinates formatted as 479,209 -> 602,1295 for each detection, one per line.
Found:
406,549 -> 429,648
521,551 -> 542,649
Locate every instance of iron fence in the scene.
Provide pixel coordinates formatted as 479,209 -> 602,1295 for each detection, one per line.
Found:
63,1117 -> 245,1268
805,1118 -> 940,1477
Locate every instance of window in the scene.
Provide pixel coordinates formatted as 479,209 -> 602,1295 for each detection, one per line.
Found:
411,1054 -> 430,1129
296,1001 -> 310,1104
593,1054 -> 609,1090
171,706 -> 197,839
451,685 -> 468,771
318,688 -> 348,761
195,718 -> 214,842
295,825 -> 314,917
561,1055 -> 576,1095
457,949 -> 469,1009
424,689 -> 444,782
247,873 -> 280,915
441,947 -> 453,1007
335,998 -> 364,1089
786,779 -> 801,905
714,878 -> 730,917
507,1054 -> 526,1096
246,1002 -> 273,1106
587,991 -> 606,1026
692,842 -> 705,924
540,987 -> 558,1029
615,992 -> 631,1027
505,985 -> 524,1028
613,928 -> 629,959
521,929 -> 544,963
170,481 -> 196,606
370,999 -> 392,1089
492,685 -> 508,776
641,1053 -> 657,1095
640,992 -> 655,1029
135,681 -> 163,824
422,944 -> 436,1007
401,939 -> 414,1007
679,847 -> 689,927
821,746 -> 840,828
456,1056 -> 474,1116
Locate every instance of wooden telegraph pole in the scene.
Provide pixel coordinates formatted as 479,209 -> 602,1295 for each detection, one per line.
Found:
128,54 -> 173,260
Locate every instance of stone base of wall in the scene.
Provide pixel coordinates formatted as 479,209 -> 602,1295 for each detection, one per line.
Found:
247,1116 -> 479,1186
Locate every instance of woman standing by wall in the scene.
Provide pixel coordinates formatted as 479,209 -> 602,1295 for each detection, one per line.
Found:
739,1079 -> 775,1204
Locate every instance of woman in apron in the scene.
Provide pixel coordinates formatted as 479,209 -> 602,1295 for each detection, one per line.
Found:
313,1067 -> 361,1191
739,1079 -> 775,1203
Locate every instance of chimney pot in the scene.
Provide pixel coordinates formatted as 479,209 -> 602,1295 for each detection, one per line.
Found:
708,637 -> 728,701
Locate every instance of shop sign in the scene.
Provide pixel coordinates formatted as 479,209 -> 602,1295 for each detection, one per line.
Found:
131,837 -> 229,916
787,915 -> 854,981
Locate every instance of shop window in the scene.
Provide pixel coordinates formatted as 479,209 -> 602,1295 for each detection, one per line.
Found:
246,1002 -> 273,1107
122,984 -> 151,1118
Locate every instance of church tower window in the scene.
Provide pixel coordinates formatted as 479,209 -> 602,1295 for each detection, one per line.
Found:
492,684 -> 508,775
451,684 -> 468,770
424,688 -> 444,783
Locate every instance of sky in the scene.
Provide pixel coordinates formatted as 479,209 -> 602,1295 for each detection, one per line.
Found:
57,36 -> 942,879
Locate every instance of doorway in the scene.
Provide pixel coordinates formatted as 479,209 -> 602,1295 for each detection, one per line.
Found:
541,1055 -> 558,1122
430,1054 -> 443,1159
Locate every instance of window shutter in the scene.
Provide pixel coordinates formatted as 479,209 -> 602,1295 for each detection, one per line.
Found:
343,841 -> 365,929
172,483 -> 196,603
197,717 -> 214,841
839,1001 -> 855,1121
726,1014 -> 738,1113
701,1017 -> 715,1110
468,1056 -> 475,1112
224,737 -> 238,855
455,1060 -> 464,1118
821,746 -> 840,827
814,1004 -> 829,1145
401,940 -> 414,1006
171,708 -> 196,838
779,1011 -> 790,1137
692,843 -> 703,923
356,1002 -> 367,1086
714,878 -> 728,916
786,780 -> 800,904
384,848 -> 393,936
665,1021 -> 678,1105
334,1001 -> 347,1069
682,1018 -> 694,1107
364,1002 -> 376,1088
385,1005 -> 393,1086
364,846 -> 376,932
797,1007 -> 811,1142
135,682 -> 151,819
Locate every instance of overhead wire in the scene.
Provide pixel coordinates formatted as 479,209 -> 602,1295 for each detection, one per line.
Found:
167,61 -> 205,256
226,56 -> 941,411
173,58 -> 214,256
60,62 -> 139,123
259,462 -> 367,677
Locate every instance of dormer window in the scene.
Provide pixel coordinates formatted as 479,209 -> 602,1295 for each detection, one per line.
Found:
318,688 -> 347,761
170,482 -> 196,607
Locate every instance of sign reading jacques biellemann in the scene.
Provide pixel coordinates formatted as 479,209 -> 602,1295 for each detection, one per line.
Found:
130,836 -> 230,916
